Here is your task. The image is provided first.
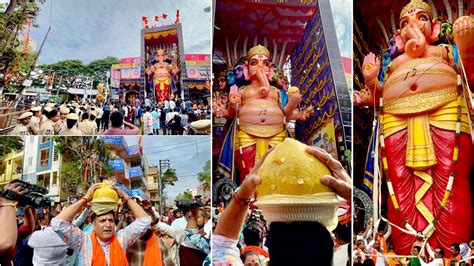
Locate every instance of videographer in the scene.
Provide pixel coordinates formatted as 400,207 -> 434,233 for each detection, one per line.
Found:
155,197 -> 210,265
0,182 -> 28,263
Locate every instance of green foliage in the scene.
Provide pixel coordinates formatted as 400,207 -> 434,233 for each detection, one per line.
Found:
1,0 -> 44,84
0,136 -> 24,160
0,136 -> 23,174
175,190 -> 193,201
197,160 -> 210,192
39,56 -> 119,87
162,168 -> 178,186
52,137 -> 112,193
60,161 -> 82,195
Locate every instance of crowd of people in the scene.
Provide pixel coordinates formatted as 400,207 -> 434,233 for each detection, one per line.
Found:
0,181 -> 211,266
353,220 -> 474,265
8,96 -> 211,136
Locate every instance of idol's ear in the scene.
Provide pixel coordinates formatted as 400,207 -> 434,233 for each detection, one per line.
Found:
394,31 -> 405,53
429,20 -> 441,43
267,66 -> 275,81
244,65 -> 250,81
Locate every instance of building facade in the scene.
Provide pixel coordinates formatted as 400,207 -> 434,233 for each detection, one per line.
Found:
22,136 -> 62,202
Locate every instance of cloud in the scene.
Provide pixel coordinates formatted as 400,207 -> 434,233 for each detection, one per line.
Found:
30,0 -> 211,64
123,136 -> 210,201
329,0 -> 352,58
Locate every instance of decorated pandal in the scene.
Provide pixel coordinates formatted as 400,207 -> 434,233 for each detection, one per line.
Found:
353,0 -> 474,257
212,0 -> 351,203
142,24 -> 183,104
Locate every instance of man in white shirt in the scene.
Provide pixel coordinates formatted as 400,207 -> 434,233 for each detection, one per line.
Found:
169,99 -> 176,111
142,106 -> 154,135
95,106 -> 103,132
366,239 -> 389,266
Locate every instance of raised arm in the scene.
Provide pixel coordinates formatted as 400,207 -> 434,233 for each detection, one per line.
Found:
453,16 -> 474,87
55,184 -> 101,222
0,183 -> 27,252
214,149 -> 270,239
354,53 -> 382,107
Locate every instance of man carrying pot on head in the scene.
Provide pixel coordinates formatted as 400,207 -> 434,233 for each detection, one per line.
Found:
51,181 -> 151,265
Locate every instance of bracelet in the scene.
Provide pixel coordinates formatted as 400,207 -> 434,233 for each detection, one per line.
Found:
232,189 -> 251,206
0,202 -> 16,208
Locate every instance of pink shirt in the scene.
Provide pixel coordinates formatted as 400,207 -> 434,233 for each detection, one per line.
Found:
104,128 -> 139,135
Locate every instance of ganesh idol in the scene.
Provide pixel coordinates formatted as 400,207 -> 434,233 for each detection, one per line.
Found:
145,49 -> 179,103
354,0 -> 474,255
216,45 -> 304,184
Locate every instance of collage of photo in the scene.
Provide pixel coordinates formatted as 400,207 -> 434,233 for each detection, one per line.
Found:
0,0 -> 473,265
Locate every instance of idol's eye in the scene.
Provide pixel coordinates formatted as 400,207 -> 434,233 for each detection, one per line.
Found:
249,60 -> 258,66
400,20 -> 408,28
419,14 -> 428,21
264,61 -> 271,67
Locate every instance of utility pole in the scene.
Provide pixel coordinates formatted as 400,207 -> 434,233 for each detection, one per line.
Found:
158,159 -> 170,213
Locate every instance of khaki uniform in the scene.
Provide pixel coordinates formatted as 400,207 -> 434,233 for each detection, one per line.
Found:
9,124 -> 30,135
59,126 -> 83,136
78,120 -> 96,135
55,119 -> 66,135
29,116 -> 42,135
40,119 -> 55,135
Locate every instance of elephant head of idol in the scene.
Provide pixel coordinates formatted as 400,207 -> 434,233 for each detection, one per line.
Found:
244,45 -> 274,98
394,0 -> 440,58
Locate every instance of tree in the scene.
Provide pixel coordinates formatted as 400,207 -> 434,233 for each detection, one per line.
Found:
1,0 -> 44,87
175,190 -> 193,201
0,136 -> 23,174
53,137 -> 112,195
161,168 -> 178,186
0,136 -> 23,160
197,160 -> 210,192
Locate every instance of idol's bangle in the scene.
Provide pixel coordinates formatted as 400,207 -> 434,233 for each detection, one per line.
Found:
365,78 -> 377,87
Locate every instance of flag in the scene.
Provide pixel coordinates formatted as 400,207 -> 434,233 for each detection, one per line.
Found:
175,9 -> 180,24
162,13 -> 168,19
155,15 -> 159,22
141,16 -> 148,23
362,120 -> 378,197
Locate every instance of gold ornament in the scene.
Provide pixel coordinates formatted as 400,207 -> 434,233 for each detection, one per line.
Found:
400,0 -> 432,20
247,45 -> 271,60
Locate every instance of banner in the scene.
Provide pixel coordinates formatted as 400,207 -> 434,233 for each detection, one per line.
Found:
186,66 -> 210,79
310,118 -> 338,159
185,54 -> 210,66
119,57 -> 141,68
120,68 -> 141,80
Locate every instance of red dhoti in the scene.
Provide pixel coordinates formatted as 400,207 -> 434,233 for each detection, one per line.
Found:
234,124 -> 287,185
154,77 -> 171,103
382,98 -> 472,256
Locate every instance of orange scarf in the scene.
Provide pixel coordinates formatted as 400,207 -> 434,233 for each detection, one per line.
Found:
372,249 -> 378,265
242,246 -> 270,258
376,235 -> 387,253
91,231 -> 129,266
143,233 -> 163,266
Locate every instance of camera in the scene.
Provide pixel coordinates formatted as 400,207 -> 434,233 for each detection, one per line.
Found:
175,195 -> 204,210
0,180 -> 51,208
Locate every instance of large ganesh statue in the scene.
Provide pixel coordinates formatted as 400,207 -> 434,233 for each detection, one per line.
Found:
145,49 -> 180,103
354,0 -> 474,255
216,45 -> 305,185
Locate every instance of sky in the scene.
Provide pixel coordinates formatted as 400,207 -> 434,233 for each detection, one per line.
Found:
24,0 -> 350,65
124,136 -> 210,203
329,0 -> 352,58
28,0 -> 212,64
